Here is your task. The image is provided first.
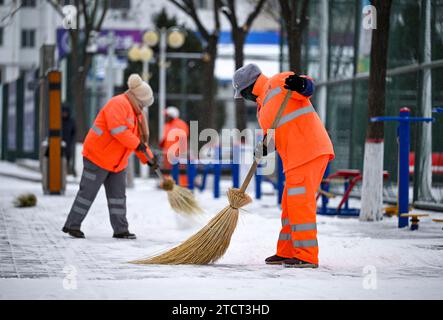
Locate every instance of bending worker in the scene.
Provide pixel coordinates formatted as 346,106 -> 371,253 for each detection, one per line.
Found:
233,64 -> 335,268
159,106 -> 189,187
62,74 -> 158,240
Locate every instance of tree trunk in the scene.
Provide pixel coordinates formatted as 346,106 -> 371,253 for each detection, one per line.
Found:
201,37 -> 218,130
72,54 -> 92,142
73,76 -> 88,141
360,0 -> 393,222
415,0 -> 436,202
233,30 -> 247,131
288,28 -> 303,72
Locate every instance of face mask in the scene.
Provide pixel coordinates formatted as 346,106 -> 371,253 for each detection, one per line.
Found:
240,83 -> 258,102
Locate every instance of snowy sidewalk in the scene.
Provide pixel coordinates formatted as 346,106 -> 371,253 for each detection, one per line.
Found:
0,161 -> 443,299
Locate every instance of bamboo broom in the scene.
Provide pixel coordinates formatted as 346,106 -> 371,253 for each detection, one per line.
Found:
132,90 -> 293,265
143,150 -> 203,215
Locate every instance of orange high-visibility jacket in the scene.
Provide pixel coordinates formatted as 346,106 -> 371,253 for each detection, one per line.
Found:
253,72 -> 335,172
83,94 -> 153,172
160,118 -> 189,158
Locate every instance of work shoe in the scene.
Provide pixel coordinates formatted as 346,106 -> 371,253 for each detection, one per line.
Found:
283,258 -> 318,269
265,255 -> 291,265
62,227 -> 85,239
113,231 -> 137,240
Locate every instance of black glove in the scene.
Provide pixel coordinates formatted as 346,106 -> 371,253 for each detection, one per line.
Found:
147,156 -> 159,171
254,139 -> 268,159
284,74 -> 306,93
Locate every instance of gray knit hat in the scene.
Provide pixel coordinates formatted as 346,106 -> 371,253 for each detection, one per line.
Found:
232,64 -> 262,99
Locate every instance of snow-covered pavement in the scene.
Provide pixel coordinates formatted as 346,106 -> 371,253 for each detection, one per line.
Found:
0,161 -> 443,299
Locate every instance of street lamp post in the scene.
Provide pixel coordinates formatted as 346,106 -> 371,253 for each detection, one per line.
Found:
128,37 -> 154,180
105,31 -> 116,102
144,27 -> 186,141
158,28 -> 168,141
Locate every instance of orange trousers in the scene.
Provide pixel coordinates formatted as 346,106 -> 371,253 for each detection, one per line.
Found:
277,155 -> 330,265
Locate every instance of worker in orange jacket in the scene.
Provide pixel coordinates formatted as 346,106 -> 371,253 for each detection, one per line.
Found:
233,64 -> 335,268
62,74 -> 158,239
160,106 -> 189,187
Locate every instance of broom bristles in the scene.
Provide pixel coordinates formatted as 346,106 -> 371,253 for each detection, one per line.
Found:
167,184 -> 203,215
130,188 -> 252,265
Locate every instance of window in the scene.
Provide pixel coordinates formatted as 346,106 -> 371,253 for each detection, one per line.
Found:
22,0 -> 36,7
0,27 -> 3,46
110,0 -> 130,9
21,29 -> 35,48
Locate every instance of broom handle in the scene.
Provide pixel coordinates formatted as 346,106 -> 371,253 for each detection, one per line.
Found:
141,149 -> 165,183
239,90 -> 292,193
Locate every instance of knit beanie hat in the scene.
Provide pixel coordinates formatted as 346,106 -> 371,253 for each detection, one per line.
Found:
127,74 -> 154,107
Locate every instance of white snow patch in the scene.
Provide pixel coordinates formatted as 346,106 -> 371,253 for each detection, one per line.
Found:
0,161 -> 443,299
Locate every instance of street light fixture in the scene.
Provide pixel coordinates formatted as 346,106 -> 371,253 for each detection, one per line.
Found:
128,44 -> 154,82
141,27 -> 187,140
128,27 -> 186,140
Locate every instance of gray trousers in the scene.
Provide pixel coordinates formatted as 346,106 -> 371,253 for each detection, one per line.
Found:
64,158 -> 128,234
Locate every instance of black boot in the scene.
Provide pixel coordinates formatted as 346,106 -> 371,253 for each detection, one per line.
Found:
283,257 -> 318,269
265,255 -> 291,265
113,231 -> 136,240
62,227 -> 85,239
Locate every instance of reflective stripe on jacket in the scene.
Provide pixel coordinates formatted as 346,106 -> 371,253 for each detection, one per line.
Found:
83,94 -> 153,172
253,72 -> 335,172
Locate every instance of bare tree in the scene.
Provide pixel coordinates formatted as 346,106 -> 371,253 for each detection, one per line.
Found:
47,0 -> 109,140
220,0 -> 267,131
360,0 -> 393,221
169,0 -> 221,130
278,0 -> 310,72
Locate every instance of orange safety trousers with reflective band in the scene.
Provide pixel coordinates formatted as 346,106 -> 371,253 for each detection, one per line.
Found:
278,155 -> 330,264
83,94 -> 153,172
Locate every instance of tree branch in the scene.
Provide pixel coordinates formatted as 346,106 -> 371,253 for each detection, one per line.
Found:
219,0 -> 236,28
1,2 -> 23,25
90,0 -> 99,28
169,0 -> 211,40
227,0 -> 238,28
299,0 -> 310,27
289,0 -> 297,28
213,0 -> 221,34
169,0 -> 191,15
95,0 -> 109,30
81,0 -> 90,28
244,0 -> 267,30
278,0 -> 291,24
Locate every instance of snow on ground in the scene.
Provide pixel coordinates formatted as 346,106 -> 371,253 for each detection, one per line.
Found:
0,161 -> 443,300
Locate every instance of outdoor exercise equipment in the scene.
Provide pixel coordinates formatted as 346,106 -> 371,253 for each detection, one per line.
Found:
371,107 -> 433,228
400,213 -> 430,231
433,219 -> 443,230
317,168 -> 389,216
